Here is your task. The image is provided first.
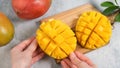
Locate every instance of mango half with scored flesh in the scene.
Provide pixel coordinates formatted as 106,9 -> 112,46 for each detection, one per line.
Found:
75,11 -> 112,49
36,19 -> 77,59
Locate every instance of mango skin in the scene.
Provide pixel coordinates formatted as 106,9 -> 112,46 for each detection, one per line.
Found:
0,12 -> 14,46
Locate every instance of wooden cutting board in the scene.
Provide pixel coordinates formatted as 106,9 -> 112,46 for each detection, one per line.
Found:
41,3 -> 100,54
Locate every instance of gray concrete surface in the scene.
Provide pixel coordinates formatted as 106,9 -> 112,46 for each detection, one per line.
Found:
0,0 -> 120,68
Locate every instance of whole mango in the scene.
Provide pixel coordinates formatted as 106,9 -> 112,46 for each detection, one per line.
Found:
12,0 -> 51,19
0,12 -> 14,46
75,11 -> 112,49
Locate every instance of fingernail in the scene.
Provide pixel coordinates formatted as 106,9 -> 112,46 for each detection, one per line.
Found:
30,37 -> 35,40
70,52 -> 76,59
61,60 -> 65,64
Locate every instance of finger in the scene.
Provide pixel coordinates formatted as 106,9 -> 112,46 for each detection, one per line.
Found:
69,52 -> 83,67
31,52 -> 45,64
75,51 -> 95,66
12,37 -> 35,52
63,58 -> 77,68
32,47 -> 40,57
61,60 -> 70,68
25,39 -> 38,54
32,48 -> 43,57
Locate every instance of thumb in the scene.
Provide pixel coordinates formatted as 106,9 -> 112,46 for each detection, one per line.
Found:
25,39 -> 38,55
69,52 -> 83,67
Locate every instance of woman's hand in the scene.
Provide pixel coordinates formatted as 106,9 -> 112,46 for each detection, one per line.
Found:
11,37 -> 45,68
61,51 -> 96,68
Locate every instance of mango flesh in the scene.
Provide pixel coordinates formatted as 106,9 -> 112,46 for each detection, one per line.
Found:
75,11 -> 112,49
0,12 -> 14,46
36,19 -> 77,59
